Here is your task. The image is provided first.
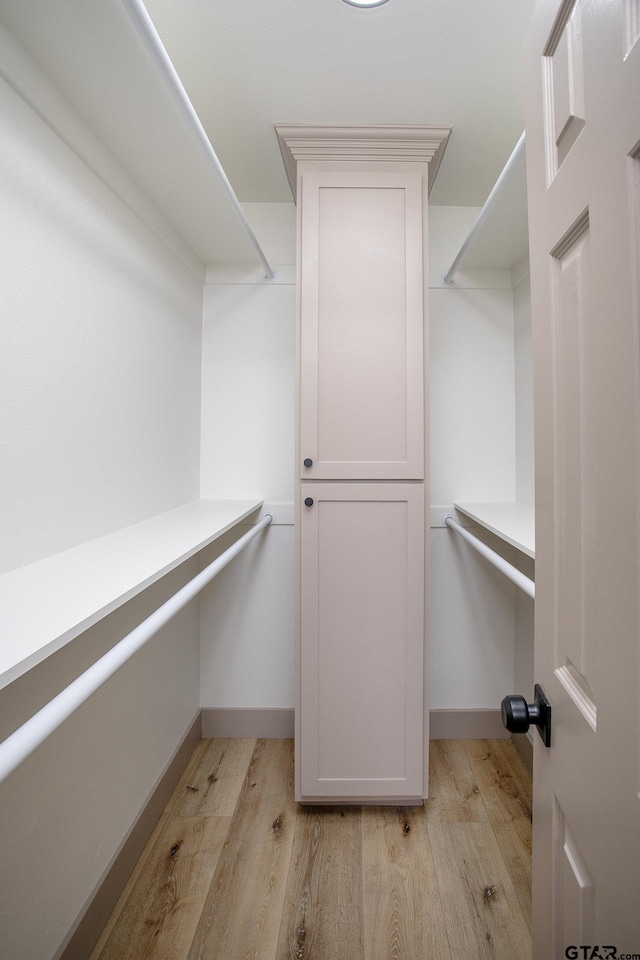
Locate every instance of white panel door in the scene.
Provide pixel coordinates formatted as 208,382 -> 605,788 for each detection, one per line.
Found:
526,0 -> 640,954
298,169 -> 426,480
297,483 -> 425,802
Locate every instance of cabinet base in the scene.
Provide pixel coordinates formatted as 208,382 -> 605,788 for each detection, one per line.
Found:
297,796 -> 425,806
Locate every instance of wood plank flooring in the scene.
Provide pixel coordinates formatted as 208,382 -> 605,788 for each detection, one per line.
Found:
89,739 -> 532,960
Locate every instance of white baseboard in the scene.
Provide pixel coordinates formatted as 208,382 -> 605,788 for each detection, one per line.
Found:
429,708 -> 509,739
57,712 -> 202,960
201,707 -> 295,738
202,707 -> 509,741
511,731 -> 534,775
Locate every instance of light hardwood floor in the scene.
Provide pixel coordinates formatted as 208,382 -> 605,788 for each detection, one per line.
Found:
90,738 -> 532,960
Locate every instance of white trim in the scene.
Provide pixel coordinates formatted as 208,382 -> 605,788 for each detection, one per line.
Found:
201,708 -> 295,739
429,709 -> 509,740
200,707 -> 509,741
56,712 -> 202,960
275,124 -> 451,201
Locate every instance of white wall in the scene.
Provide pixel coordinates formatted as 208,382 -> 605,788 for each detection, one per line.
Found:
0,77 -> 202,960
430,284 -> 516,505
199,204 -> 296,709
199,525 -> 295,708
429,207 -> 518,708
0,76 -> 202,574
199,280 -> 295,507
430,529 -> 516,709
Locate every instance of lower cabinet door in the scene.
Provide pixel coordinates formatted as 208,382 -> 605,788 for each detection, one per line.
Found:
297,482 -> 425,802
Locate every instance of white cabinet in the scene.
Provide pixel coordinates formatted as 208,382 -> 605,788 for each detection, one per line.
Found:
298,170 -> 426,480
298,483 -> 425,801
278,125 -> 450,803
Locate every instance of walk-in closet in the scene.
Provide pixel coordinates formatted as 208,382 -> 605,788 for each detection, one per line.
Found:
2,0 -> 640,956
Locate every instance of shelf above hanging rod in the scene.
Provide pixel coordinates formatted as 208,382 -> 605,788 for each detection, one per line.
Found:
0,511 -> 274,784
121,0 -> 275,280
0,499 -> 264,690
453,501 -> 534,558
0,1 -> 276,273
442,133 -> 526,285
443,513 -> 535,599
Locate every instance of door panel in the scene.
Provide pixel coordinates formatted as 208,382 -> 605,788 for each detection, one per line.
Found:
544,0 -> 586,174
554,801 -> 596,949
550,212 -> 598,724
299,170 -> 425,480
297,483 -> 424,801
526,0 -> 640,954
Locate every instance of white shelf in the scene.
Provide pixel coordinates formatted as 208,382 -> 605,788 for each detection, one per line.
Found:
458,159 -> 529,271
0,499 -> 263,690
442,136 -> 529,282
453,501 -> 535,559
0,3 -> 261,268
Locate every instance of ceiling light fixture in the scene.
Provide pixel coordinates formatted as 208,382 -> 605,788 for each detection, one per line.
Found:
341,0 -> 391,7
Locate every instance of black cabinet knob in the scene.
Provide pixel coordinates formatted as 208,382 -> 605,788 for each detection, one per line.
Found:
303,458 -> 313,468
304,497 -> 314,507
501,684 -> 551,747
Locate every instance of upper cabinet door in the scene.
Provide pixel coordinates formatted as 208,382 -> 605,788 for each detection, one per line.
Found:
298,169 -> 426,480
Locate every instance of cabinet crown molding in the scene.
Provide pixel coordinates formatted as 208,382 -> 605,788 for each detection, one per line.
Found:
275,123 -> 451,202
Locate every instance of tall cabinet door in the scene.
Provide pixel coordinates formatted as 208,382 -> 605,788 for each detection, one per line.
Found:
298,483 -> 425,801
299,170 -> 425,481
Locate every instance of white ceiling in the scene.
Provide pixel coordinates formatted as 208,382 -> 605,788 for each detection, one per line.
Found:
143,0 -> 536,206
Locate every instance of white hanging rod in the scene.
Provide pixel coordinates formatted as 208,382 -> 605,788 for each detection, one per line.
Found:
442,132 -> 526,285
0,513 -> 274,785
120,0 -> 276,281
443,514 -> 535,599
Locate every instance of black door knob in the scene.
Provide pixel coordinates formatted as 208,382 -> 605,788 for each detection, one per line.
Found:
303,458 -> 313,468
304,497 -> 314,507
501,696 -> 533,733
501,684 -> 551,747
